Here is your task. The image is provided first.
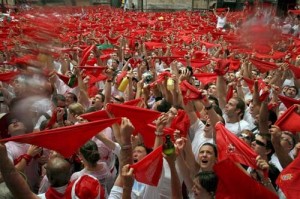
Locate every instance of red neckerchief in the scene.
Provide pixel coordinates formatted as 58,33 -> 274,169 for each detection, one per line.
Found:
45,187 -> 65,199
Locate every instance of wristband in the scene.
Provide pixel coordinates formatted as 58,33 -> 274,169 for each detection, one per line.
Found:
155,131 -> 164,136
14,154 -> 33,165
121,144 -> 132,150
204,103 -> 213,110
261,178 -> 272,186
23,154 -> 33,165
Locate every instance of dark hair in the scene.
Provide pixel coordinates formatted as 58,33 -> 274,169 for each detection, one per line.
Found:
40,119 -> 49,131
213,105 -> 223,117
208,95 -> 219,107
196,171 -> 218,195
51,94 -> 66,107
135,144 -> 153,154
258,133 -> 274,161
204,83 -> 215,91
268,110 -> 277,126
201,143 -> 218,158
157,99 -> 172,113
289,85 -> 299,95
268,163 -> 280,191
97,92 -> 105,103
233,97 -> 246,119
283,131 -> 297,149
80,140 -> 100,166
113,59 -> 120,65
66,92 -> 78,103
142,59 -> 150,71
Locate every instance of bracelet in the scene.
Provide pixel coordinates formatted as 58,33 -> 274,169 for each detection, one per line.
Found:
23,154 -> 33,165
14,154 -> 33,165
261,178 -> 272,186
121,144 -> 132,150
155,131 -> 164,136
204,103 -> 213,110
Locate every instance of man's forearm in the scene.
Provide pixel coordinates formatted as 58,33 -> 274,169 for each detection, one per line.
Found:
0,155 -> 37,199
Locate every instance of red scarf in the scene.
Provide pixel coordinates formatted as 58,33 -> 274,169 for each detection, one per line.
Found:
45,187 -> 65,199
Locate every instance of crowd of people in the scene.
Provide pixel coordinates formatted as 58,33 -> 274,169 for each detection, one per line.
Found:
0,2 -> 300,199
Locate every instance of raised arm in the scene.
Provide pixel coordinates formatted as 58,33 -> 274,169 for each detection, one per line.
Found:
216,75 -> 227,110
269,125 -> 293,169
163,151 -> 182,199
0,144 -> 39,199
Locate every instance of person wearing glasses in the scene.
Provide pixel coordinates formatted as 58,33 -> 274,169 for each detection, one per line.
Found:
269,130 -> 296,172
269,126 -> 297,199
238,129 -> 254,146
250,133 -> 280,192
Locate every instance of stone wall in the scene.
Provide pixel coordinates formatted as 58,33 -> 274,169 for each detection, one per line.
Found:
139,0 -> 217,10
144,0 -> 192,10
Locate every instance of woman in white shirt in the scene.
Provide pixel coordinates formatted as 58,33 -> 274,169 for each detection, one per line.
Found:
71,140 -> 111,197
213,8 -> 230,29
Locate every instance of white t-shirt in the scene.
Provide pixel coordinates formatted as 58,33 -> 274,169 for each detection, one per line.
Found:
143,159 -> 183,199
5,141 -> 40,192
224,119 -> 251,135
108,180 -> 146,199
216,16 -> 226,29
190,119 -> 213,160
270,151 -> 294,172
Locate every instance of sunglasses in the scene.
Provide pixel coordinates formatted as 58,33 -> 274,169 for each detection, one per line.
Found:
280,137 -> 292,145
239,133 -> 252,141
255,139 -> 266,147
8,118 -> 19,125
201,120 -> 211,127
113,96 -> 123,103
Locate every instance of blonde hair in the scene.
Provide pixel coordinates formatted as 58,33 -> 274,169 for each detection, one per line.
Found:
68,103 -> 85,116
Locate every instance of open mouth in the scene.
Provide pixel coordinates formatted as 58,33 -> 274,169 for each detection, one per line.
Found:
133,159 -> 138,163
201,160 -> 208,164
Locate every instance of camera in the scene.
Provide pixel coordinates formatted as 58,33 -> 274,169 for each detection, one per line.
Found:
142,72 -> 153,84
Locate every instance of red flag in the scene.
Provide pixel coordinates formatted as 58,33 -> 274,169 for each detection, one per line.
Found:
79,66 -> 106,77
193,73 -> 218,85
179,80 -> 203,104
275,105 -> 300,134
137,124 -> 174,148
123,98 -> 143,106
259,90 -> 270,102
288,64 -> 300,79
243,77 -> 266,93
278,95 -> 300,109
45,109 -> 57,130
229,59 -> 241,71
277,155 -> 300,199
55,72 -> 78,88
226,85 -> 234,103
106,104 -> 161,135
0,118 -> 119,157
88,74 -> 107,85
80,45 -> 95,66
170,109 -> 190,138
215,122 -> 258,169
144,42 -> 166,50
131,146 -> 163,186
214,59 -> 231,76
214,158 -> 278,199
250,59 -> 278,73
80,110 -> 110,121
0,71 -> 20,82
